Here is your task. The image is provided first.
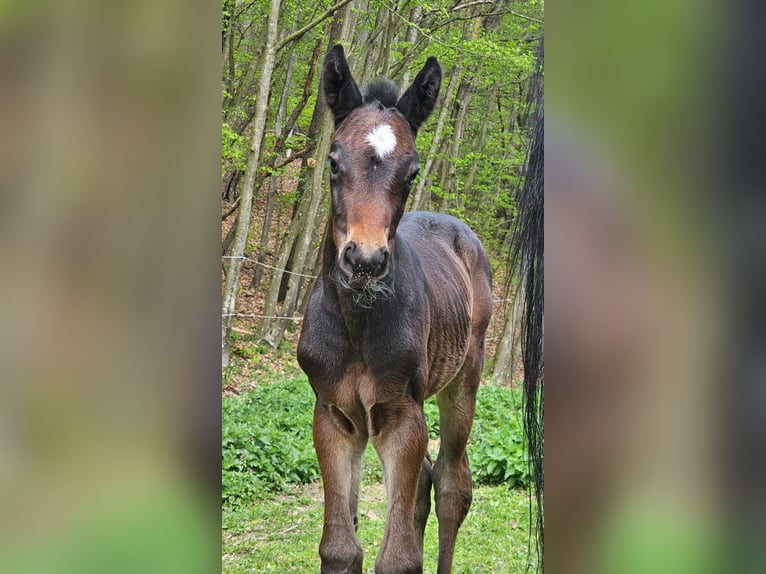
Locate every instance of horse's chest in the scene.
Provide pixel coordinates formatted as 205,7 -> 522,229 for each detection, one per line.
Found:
308,331 -> 424,398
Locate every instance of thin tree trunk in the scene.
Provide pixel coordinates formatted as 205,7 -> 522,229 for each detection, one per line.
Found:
222,0 -> 281,369
357,4 -> 386,80
258,74 -> 327,334
411,59 -> 463,211
263,143 -> 330,347
397,5 -> 423,86
440,72 -> 477,212
380,8 -> 396,78
222,211 -> 237,255
436,155 -> 451,212
462,82 -> 495,197
492,280 -> 524,384
298,236 -> 324,313
258,36 -> 330,333
252,38 -> 297,290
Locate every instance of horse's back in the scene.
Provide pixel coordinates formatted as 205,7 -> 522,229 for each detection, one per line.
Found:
399,211 -> 492,305
400,212 -> 489,271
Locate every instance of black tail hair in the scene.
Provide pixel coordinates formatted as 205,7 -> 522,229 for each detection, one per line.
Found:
513,34 -> 544,573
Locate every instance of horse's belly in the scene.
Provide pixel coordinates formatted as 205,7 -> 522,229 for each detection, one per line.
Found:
424,299 -> 472,396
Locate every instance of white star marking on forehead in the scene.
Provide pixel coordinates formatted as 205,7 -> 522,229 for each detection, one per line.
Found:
365,124 -> 397,160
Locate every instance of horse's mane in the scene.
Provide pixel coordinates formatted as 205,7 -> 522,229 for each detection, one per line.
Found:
362,78 -> 399,108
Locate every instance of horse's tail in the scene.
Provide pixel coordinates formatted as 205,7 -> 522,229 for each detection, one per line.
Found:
514,34 -> 544,572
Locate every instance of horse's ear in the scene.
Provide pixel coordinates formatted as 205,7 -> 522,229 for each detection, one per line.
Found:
396,57 -> 442,135
323,45 -> 362,128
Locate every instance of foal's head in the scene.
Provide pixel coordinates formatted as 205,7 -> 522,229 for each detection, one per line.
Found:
322,45 -> 441,304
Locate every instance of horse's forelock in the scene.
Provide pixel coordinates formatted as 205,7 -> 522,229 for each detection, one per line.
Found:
362,78 -> 399,108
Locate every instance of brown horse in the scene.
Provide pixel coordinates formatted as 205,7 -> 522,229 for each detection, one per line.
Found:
297,45 -> 493,574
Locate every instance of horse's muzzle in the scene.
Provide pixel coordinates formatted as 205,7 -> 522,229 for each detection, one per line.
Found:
339,241 -> 390,283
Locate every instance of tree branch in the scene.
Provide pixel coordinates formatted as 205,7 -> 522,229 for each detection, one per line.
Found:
451,0 -> 493,11
274,147 -> 310,169
451,1 -> 543,24
506,10 -> 542,24
275,0 -> 354,52
222,197 -> 241,221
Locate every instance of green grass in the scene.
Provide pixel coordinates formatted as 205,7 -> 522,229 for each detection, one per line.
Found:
222,373 -> 538,572
222,481 -> 537,573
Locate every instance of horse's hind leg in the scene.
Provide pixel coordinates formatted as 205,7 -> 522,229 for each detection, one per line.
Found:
313,400 -> 367,574
414,454 -> 433,553
432,347 -> 482,574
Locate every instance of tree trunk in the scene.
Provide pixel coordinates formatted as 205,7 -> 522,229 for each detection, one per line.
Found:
222,0 -> 282,369
252,39 -> 297,290
492,281 -> 524,384
439,72 -> 477,212
411,59 -> 463,211
462,82 -> 495,197
379,8 -> 396,78
397,5 -> 423,86
258,4 -> 356,346
263,132 -> 331,347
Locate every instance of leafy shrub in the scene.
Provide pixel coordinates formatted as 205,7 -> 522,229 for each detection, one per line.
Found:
423,397 -> 440,438
423,384 -> 530,488
469,384 -> 530,487
222,377 -> 319,505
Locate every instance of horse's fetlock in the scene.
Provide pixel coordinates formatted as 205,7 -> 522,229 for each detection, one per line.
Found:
375,555 -> 423,574
320,538 -> 363,574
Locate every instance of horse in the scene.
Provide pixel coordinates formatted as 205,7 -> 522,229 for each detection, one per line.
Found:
297,45 -> 493,574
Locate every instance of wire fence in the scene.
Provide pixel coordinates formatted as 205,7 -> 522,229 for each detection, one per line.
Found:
222,255 -> 318,279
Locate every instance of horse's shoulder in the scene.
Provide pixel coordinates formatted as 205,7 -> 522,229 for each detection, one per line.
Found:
297,279 -> 350,384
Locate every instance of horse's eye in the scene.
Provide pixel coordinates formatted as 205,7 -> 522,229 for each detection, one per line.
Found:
405,170 -> 419,188
329,157 -> 339,176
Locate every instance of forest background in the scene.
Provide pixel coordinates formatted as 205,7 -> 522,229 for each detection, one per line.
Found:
221,0 -> 544,383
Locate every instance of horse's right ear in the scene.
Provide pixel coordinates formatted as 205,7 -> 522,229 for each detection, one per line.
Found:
323,45 -> 362,128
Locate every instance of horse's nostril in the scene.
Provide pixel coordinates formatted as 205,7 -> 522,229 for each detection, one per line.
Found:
372,247 -> 390,277
378,249 -> 389,270
343,242 -> 357,268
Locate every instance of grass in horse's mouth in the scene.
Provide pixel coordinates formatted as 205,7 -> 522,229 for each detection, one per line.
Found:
332,269 -> 392,307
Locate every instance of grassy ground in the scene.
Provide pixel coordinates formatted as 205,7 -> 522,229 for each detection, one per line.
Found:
222,475 -> 537,573
223,350 -> 537,573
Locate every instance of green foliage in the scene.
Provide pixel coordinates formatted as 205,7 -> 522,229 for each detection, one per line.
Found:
221,121 -> 247,177
222,376 -> 319,505
424,396 -> 440,438
470,384 -> 530,487
222,377 -> 530,505
425,383 -> 530,488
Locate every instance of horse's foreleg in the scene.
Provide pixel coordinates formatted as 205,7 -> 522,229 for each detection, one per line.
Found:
313,400 -> 367,574
432,352 -> 482,574
370,399 -> 428,574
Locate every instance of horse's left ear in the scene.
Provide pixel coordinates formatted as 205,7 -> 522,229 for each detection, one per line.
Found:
396,57 -> 442,135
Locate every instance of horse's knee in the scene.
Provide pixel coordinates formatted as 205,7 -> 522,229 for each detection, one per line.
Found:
319,533 -> 363,574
